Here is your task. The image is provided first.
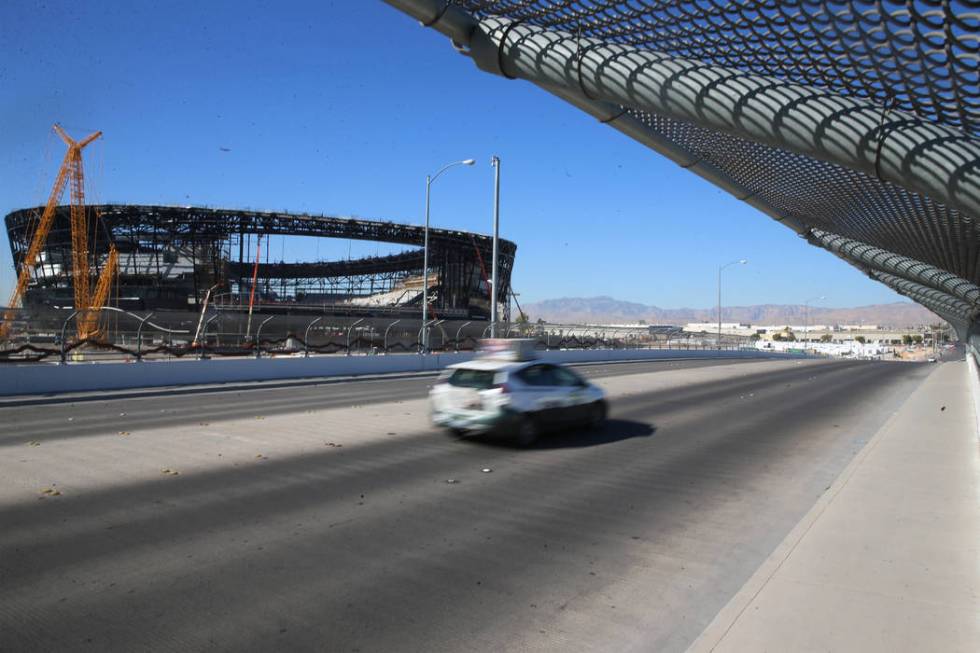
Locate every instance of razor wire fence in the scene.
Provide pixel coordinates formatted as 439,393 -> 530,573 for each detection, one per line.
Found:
0,308 -> 753,364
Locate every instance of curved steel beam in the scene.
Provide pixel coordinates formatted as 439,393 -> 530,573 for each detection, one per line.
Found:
808,229 -> 980,308
386,0 -> 980,221
869,271 -> 973,326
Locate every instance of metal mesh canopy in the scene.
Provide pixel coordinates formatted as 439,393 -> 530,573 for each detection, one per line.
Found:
456,1 -> 980,137
386,0 -> 980,335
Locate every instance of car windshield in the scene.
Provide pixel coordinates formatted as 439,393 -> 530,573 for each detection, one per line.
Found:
448,368 -> 497,389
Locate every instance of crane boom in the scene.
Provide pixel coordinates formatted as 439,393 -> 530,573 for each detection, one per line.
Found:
68,152 -> 90,313
0,151 -> 72,339
78,246 -> 119,340
0,125 -> 102,340
55,124 -> 101,315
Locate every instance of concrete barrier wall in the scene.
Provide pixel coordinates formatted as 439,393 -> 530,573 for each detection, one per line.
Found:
0,349 -> 800,397
966,354 -> 980,437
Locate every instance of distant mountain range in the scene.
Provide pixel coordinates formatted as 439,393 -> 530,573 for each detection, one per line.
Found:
521,296 -> 940,328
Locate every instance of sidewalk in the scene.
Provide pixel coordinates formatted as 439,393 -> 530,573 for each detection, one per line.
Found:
689,360 -> 980,652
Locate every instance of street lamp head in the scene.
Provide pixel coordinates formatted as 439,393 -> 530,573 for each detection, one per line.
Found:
429,158 -> 477,185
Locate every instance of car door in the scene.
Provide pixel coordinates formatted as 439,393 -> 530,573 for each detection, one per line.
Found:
549,366 -> 593,424
535,364 -> 581,427
515,364 -> 563,425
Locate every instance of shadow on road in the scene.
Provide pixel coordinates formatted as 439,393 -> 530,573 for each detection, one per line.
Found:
470,418 -> 656,450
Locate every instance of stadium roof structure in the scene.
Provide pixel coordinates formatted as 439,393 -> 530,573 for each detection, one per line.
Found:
5,203 -> 517,320
384,0 -> 980,337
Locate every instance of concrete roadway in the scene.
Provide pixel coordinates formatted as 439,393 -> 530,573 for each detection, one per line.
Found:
0,358 -> 754,444
0,358 -> 934,652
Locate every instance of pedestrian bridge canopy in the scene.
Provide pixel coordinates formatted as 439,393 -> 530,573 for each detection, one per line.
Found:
385,0 -> 980,345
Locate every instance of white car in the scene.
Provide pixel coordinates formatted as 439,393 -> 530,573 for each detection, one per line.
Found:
430,359 -> 607,445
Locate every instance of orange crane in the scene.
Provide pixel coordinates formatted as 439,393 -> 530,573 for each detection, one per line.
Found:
78,246 -> 119,339
57,124 -> 101,317
0,124 -> 117,340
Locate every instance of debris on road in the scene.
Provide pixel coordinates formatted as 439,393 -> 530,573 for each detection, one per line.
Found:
39,487 -> 61,497
160,468 -> 180,476
117,431 -> 130,436
26,440 -> 40,447
481,468 -> 492,473
446,479 -> 459,484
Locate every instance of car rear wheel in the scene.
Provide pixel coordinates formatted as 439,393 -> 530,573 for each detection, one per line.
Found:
514,417 -> 539,447
588,401 -> 607,429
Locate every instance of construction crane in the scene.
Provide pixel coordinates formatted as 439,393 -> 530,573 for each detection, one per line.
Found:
0,124 -> 116,341
57,124 -> 100,316
78,246 -> 119,340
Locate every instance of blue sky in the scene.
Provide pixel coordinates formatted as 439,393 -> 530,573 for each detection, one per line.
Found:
0,1 -> 910,309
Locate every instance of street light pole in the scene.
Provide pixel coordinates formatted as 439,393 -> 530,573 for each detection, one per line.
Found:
421,158 -> 475,352
422,177 -> 431,352
717,259 -> 747,349
490,155 -> 501,338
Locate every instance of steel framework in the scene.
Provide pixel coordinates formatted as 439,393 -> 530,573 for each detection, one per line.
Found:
4,204 -> 516,320
385,0 -> 980,340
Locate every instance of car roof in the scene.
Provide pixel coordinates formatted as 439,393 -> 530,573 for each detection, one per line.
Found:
446,358 -> 538,372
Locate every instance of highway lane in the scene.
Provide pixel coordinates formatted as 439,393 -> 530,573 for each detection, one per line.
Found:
0,359 -> 935,652
0,357 -> 755,444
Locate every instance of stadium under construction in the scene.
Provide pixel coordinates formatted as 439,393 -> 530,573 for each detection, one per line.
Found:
4,204 -> 517,331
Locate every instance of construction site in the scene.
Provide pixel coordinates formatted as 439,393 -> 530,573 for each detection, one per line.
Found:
0,126 -> 771,362
1,125 -> 518,353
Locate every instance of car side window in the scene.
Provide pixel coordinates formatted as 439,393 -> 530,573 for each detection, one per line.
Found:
517,364 -> 550,387
551,366 -> 584,387
535,364 -> 567,387
448,369 -> 496,389
539,365 -> 565,387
